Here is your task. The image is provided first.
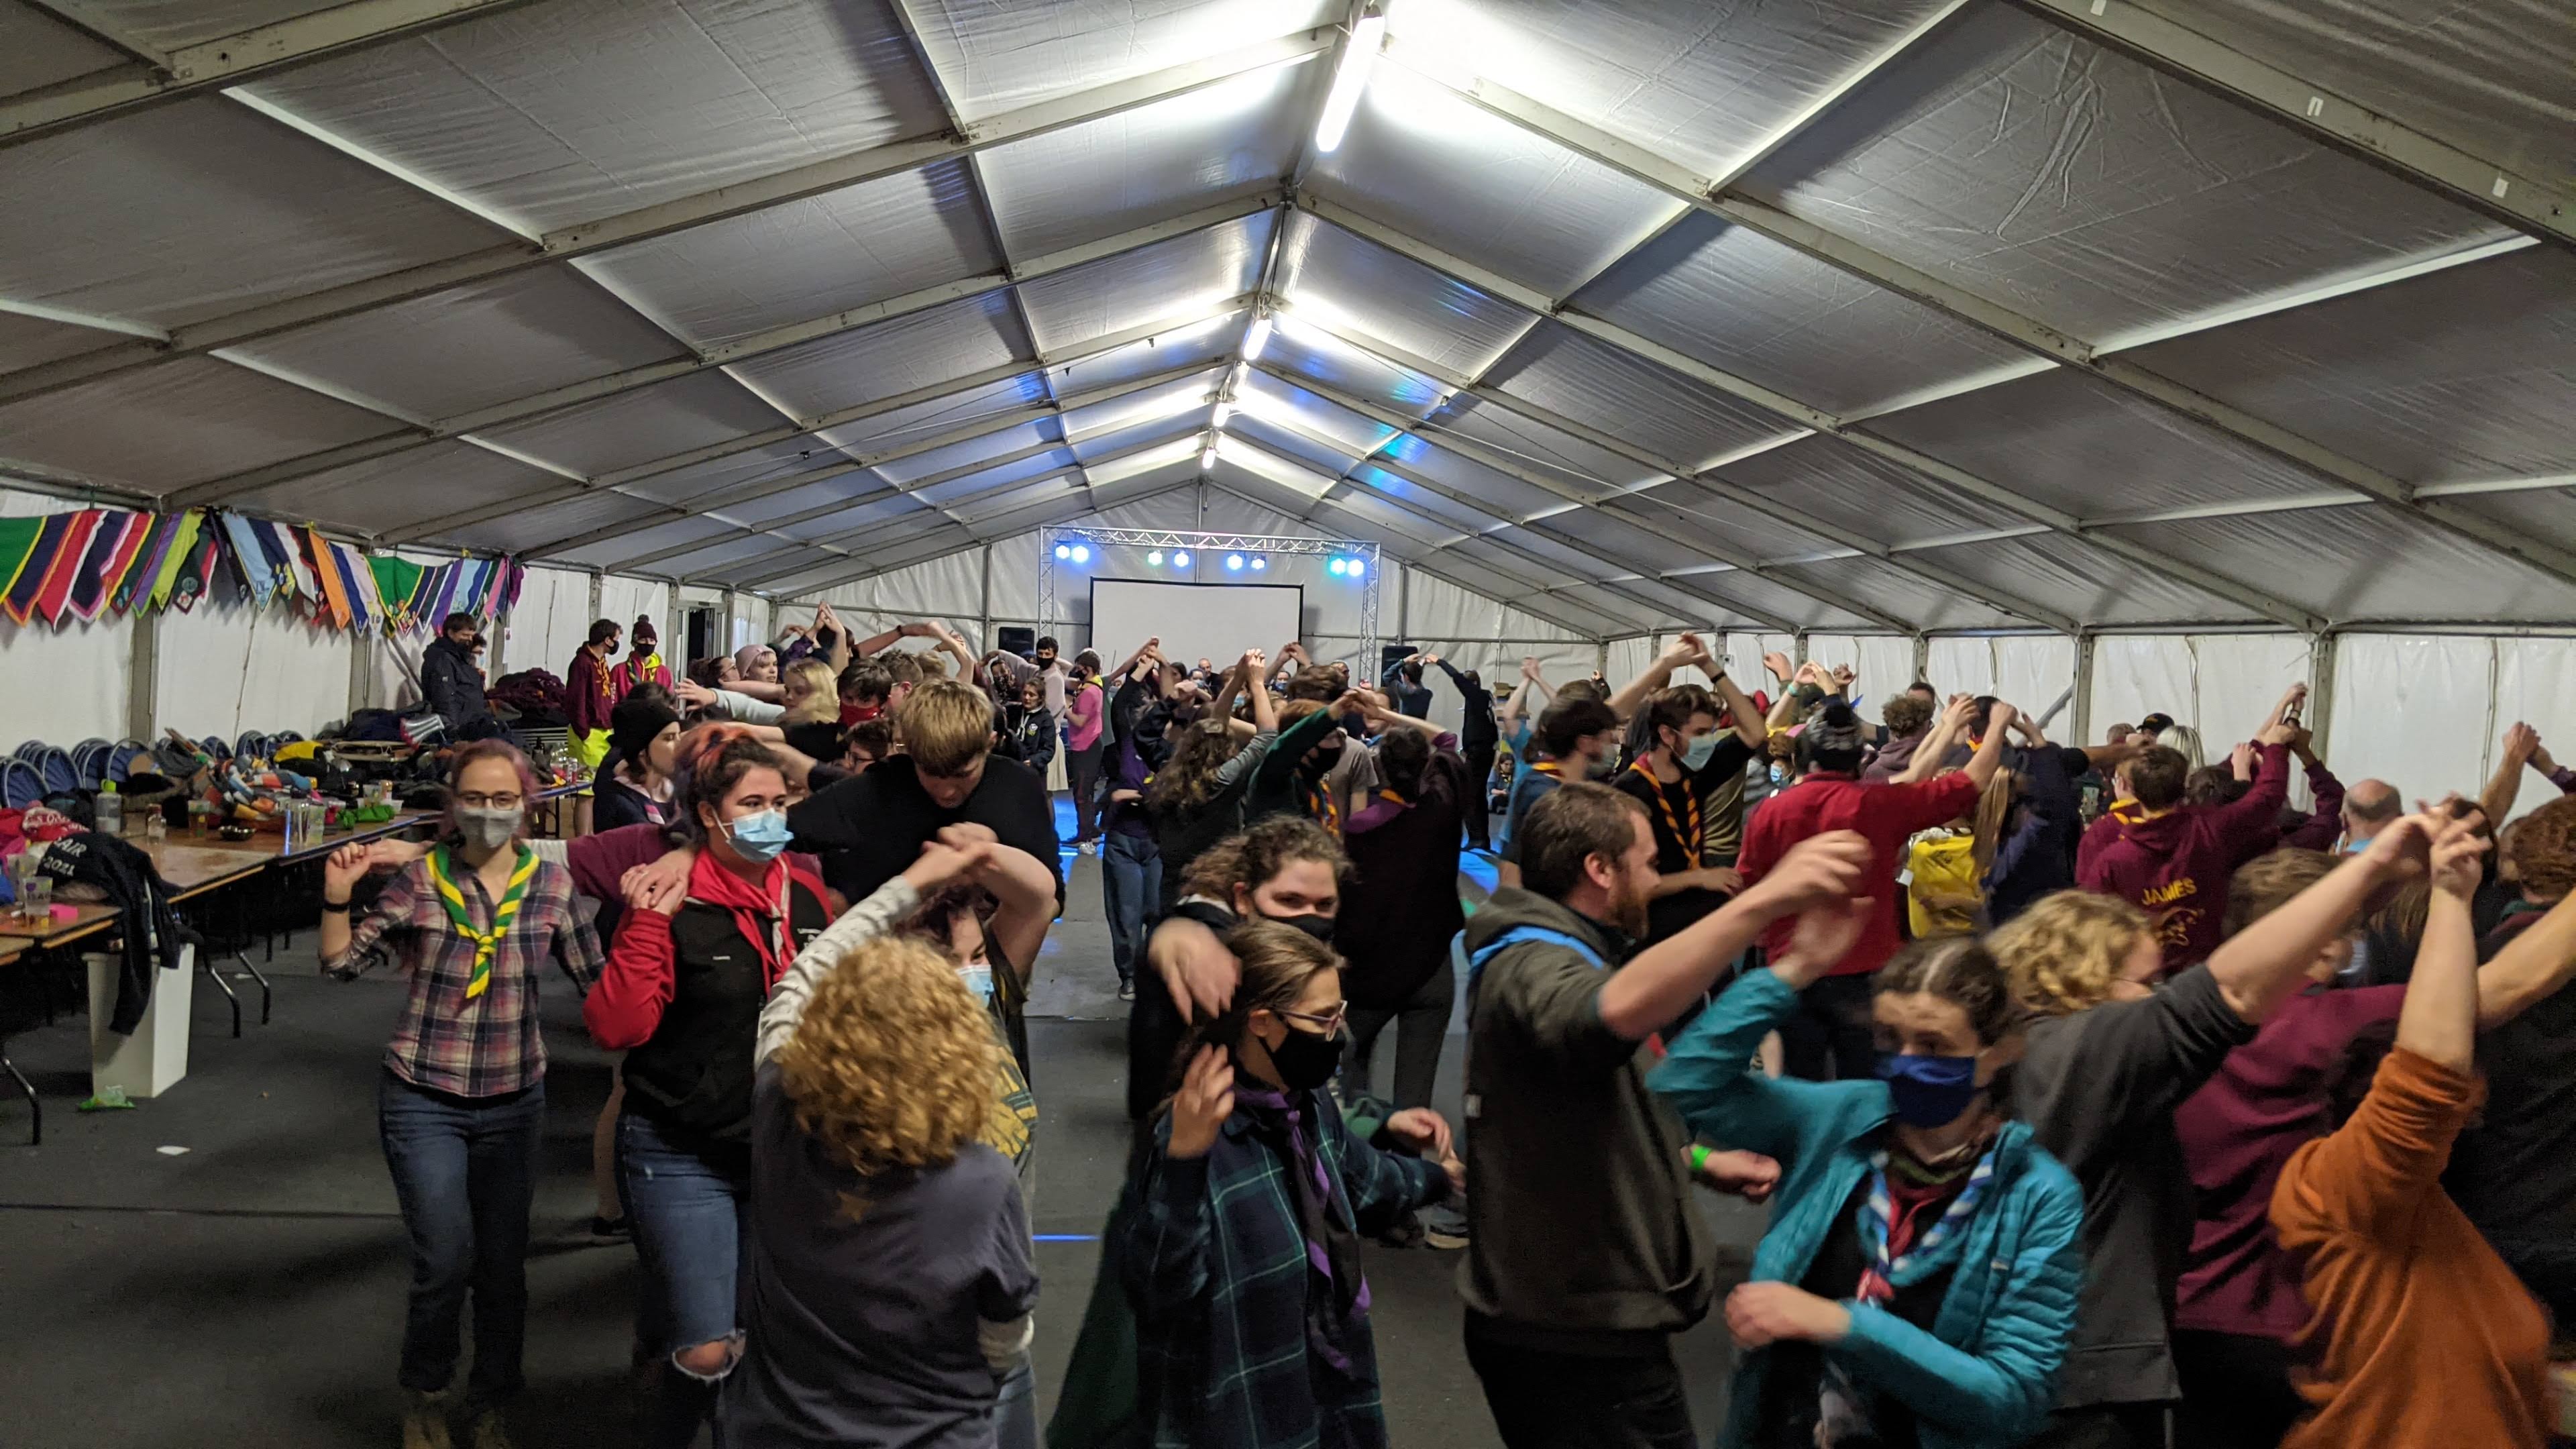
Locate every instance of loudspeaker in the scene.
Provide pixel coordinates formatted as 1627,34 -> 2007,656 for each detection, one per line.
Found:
685,606 -> 720,665
998,625 -> 1036,657
1380,643 -> 1414,676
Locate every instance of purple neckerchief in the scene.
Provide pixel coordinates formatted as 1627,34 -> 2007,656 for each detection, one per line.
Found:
1232,1083 -> 1370,1373
1344,732 -> 1460,835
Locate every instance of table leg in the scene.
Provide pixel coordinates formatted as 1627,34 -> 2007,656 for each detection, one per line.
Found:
2,1038 -> 36,1146
227,947 -> 272,1026
200,951 -> 240,1038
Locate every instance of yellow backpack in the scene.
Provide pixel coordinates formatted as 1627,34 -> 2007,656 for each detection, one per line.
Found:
1906,830 -> 1982,939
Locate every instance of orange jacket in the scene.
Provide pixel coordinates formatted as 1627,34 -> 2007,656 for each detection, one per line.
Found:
2271,1047 -> 2553,1449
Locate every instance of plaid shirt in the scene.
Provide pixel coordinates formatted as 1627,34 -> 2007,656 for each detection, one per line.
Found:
327,856 -> 601,1098
1120,1091 -> 1446,1449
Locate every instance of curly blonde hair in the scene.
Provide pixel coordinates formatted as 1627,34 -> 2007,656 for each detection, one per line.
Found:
1987,889 -> 2155,1016
773,934 -> 997,1196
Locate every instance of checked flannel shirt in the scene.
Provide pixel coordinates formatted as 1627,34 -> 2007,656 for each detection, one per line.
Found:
326,856 -> 602,1099
1119,1091 -> 1449,1449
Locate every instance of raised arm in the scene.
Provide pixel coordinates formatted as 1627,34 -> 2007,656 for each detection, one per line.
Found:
1599,833 -> 1870,1040
1237,650 -> 1276,734
755,837 -> 985,1067
1894,695 -> 1975,785
1959,700 -> 2017,790
2483,722 -> 2538,827
2209,814 -> 2430,1023
2210,729 -> 2296,855
971,833 -> 1059,987
2275,815 -> 2487,1244
1701,651 -> 1767,749
1607,633 -> 1700,720
2473,871 -> 2576,1027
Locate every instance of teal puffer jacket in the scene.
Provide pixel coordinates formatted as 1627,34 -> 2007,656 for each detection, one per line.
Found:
1650,969 -> 2086,1449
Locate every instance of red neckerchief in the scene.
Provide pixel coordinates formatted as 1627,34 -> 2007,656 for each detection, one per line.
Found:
684,849 -> 822,989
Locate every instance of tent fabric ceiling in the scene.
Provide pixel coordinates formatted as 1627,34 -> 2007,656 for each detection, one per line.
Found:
0,0 -> 2569,643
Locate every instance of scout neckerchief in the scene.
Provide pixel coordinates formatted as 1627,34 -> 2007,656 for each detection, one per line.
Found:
1303,776 -> 1341,838
427,844 -> 537,1000
1626,756 -> 1701,861
1529,759 -> 1564,777
592,646 -> 616,707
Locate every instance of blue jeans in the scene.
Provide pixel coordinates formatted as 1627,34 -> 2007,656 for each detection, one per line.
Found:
994,1352 -> 1036,1449
618,1111 -> 749,1449
378,1071 -> 545,1403
1100,831 -> 1161,987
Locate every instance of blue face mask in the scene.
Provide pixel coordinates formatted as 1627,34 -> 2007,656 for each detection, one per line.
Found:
1875,1051 -> 1982,1128
725,809 -> 793,863
1678,731 -> 1721,771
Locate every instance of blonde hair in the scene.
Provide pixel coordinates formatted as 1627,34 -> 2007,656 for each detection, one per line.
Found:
781,658 -> 839,725
2154,724 -> 2206,770
1970,767 -> 2017,880
1987,889 -> 2154,1016
773,934 -> 998,1203
913,649 -> 951,682
900,679 -> 996,775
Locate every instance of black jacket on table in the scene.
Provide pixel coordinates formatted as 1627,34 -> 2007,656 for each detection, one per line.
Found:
420,635 -> 494,733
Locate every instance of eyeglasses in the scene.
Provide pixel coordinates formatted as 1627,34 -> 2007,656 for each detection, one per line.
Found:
455,793 -> 524,811
1277,1004 -> 1348,1035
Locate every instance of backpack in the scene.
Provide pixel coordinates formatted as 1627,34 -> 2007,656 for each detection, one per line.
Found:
1906,829 -> 1982,938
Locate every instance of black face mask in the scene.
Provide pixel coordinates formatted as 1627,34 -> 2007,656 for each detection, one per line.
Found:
1263,910 -> 1335,946
1266,1023 -> 1344,1091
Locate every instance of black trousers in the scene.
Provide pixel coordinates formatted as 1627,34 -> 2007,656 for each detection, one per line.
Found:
1462,743 -> 1496,849
1776,971 -> 1877,1082
1464,1331 -> 1696,1449
2022,1402 -> 2173,1449
2172,1330 -> 2301,1449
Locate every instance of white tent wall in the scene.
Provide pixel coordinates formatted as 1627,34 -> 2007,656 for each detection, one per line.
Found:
154,603 -> 353,741
2327,635 -> 2576,824
0,486 -> 133,745
1805,635 -> 1923,708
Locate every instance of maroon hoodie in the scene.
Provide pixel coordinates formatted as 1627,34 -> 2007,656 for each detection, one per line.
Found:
2079,743 -> 2290,971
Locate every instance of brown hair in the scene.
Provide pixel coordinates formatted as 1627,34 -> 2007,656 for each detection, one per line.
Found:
1516,780 -> 1648,900
2225,848 -> 2340,937
1180,815 -> 1348,902
839,661 -> 893,704
2183,765 -> 2249,808
772,934 -> 998,1205
673,731 -> 785,845
1283,667 -> 1343,703
899,680 -> 995,777
1171,920 -> 1341,1095
1988,889 -> 2155,1016
876,649 -> 924,688
1876,936 -> 2020,1046
2506,796 -> 2576,902
1882,694 -> 1933,737
2123,745 -> 2191,810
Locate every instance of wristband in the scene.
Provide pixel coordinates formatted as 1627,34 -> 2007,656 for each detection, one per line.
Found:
1688,1144 -> 1712,1175
321,898 -> 354,914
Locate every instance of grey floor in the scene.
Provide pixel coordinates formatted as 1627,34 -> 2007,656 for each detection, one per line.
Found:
0,831 -> 1762,1448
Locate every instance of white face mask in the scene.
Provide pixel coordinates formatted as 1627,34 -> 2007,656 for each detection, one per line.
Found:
455,807 -> 521,852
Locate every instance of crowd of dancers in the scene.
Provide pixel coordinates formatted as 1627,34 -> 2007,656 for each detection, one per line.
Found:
329,612 -> 2575,1448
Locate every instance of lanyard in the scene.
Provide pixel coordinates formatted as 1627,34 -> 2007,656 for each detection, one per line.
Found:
1626,757 -> 1701,860
427,845 -> 537,1000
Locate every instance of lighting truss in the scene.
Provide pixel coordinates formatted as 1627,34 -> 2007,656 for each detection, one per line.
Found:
1037,526 -> 1383,668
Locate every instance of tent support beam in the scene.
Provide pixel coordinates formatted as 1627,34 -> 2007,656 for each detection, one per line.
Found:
1201,482 -> 1614,643
4,1 -> 550,148
1364,58 -> 2576,595
164,195 -> 1275,508
0,28 -> 1334,409
1275,307 -> 2080,634
1292,193 -> 2323,632
769,478 -> 1203,599
396,311 -> 1241,550
1234,406 -> 1796,633
614,431 -> 1195,579
2000,0 -> 2574,248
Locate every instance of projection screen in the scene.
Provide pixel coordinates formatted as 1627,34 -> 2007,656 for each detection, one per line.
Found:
1087,580 -> 1304,672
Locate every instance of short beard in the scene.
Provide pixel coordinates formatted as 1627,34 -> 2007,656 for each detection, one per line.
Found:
1612,873 -> 1652,937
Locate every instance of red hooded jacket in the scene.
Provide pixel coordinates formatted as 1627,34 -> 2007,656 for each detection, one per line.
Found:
2078,743 -> 2290,971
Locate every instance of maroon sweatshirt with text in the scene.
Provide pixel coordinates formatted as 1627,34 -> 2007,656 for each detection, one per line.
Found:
2078,743 -> 2290,971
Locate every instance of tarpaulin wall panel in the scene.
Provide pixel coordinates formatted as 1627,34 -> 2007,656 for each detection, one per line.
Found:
0,489 -> 132,745
155,602 -> 354,741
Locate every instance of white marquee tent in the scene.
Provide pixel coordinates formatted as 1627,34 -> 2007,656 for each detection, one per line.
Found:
1,0 -> 2571,809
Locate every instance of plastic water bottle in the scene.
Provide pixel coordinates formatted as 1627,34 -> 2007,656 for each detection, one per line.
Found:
96,780 -> 122,838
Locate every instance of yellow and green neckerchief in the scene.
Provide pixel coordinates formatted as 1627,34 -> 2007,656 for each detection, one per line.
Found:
425,844 -> 538,1000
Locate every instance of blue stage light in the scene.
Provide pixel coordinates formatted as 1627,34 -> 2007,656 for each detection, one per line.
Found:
1172,550 -> 1191,567
1053,543 -> 1071,560
1070,544 -> 1090,564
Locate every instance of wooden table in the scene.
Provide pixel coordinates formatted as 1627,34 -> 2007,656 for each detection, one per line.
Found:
531,780 -> 586,839
146,844 -> 270,902
0,904 -> 121,1148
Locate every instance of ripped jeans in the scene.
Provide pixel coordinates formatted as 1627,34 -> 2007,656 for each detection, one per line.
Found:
618,1111 -> 749,1449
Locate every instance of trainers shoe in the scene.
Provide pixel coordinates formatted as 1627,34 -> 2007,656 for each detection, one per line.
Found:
586,1214 -> 631,1245
1375,1209 -> 1427,1250
1079,840 -> 1097,855
1420,1202 -> 1470,1250
400,1389 -> 455,1449
1117,980 -> 1136,1002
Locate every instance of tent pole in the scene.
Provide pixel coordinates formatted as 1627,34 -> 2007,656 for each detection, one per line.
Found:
979,545 -> 994,657
2073,633 -> 2097,749
125,608 -> 158,741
